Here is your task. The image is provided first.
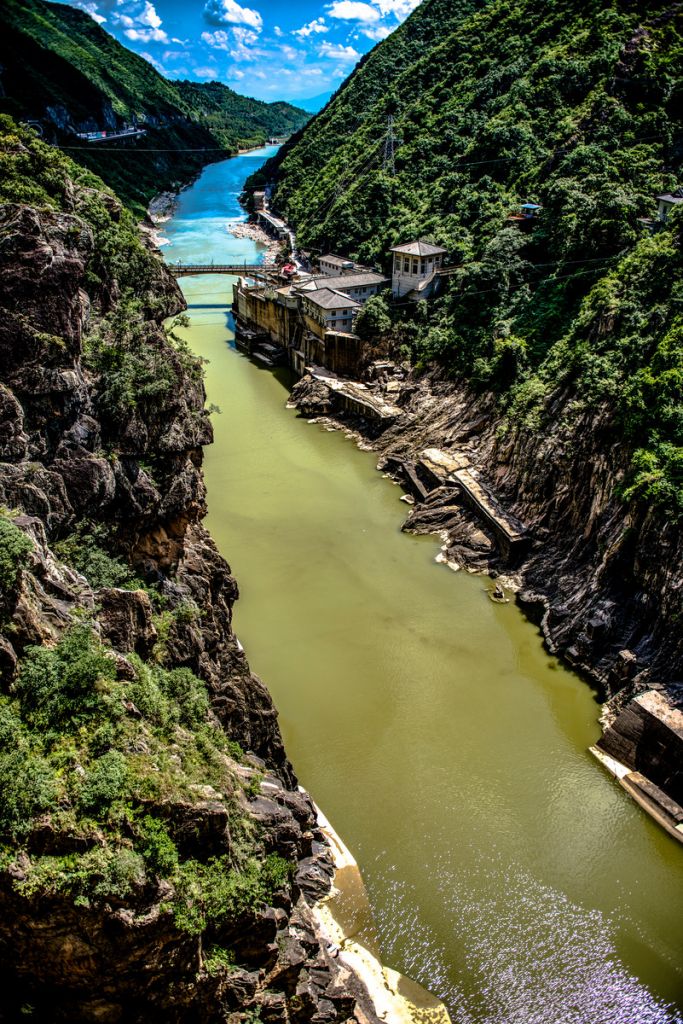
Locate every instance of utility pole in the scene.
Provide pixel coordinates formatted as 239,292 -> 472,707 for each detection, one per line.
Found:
383,115 -> 398,177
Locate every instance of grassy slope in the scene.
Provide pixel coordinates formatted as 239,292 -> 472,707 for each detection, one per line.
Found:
0,0 -> 309,214
259,0 -> 683,515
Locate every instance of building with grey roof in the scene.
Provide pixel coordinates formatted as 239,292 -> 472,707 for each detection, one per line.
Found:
657,190 -> 683,223
390,240 -> 448,298
299,272 -> 389,303
302,288 -> 360,337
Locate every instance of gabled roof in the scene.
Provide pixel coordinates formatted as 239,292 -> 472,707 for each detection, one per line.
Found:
657,192 -> 683,204
390,241 -> 447,257
319,254 -> 355,267
305,272 -> 388,290
304,288 -> 361,311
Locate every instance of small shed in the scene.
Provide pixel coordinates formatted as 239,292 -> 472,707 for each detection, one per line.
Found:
657,190 -> 683,223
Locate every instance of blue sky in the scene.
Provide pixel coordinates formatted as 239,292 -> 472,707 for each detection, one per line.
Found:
62,0 -> 422,103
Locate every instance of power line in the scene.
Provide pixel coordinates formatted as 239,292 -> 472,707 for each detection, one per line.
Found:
383,115 -> 398,177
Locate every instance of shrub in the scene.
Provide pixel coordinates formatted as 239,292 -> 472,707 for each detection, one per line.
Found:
15,626 -> 118,730
159,667 -> 210,730
135,815 -> 179,877
78,750 -> 128,814
203,944 -> 236,975
173,854 -> 292,935
0,736 -> 58,840
54,527 -> 141,590
15,847 -> 146,902
0,515 -> 32,596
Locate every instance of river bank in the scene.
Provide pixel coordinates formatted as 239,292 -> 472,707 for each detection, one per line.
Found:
228,220 -> 282,263
287,368 -> 683,837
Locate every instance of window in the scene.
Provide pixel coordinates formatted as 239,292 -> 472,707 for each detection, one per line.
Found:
413,259 -> 419,274
404,259 -> 410,272
421,261 -> 426,274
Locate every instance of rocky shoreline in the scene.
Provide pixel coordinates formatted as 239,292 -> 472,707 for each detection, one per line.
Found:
288,369 -> 683,834
228,221 -> 282,264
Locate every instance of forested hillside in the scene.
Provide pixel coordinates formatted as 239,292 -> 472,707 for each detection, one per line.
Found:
258,0 -> 683,517
0,0 -> 308,213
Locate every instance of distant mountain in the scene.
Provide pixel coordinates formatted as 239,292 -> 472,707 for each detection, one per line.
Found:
297,92 -> 334,114
0,0 -> 309,213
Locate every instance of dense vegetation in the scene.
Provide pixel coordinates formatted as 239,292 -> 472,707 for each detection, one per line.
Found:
0,0 -> 308,214
0,622 -> 287,930
259,0 -> 683,515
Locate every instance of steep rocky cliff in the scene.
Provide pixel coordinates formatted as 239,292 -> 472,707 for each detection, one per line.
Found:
0,119 -> 379,1022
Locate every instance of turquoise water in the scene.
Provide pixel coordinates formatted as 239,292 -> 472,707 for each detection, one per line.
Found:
162,151 -> 683,1023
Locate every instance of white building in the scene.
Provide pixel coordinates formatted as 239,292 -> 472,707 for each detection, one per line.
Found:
318,254 -> 359,276
390,241 -> 447,299
298,271 -> 388,304
302,288 -> 361,336
657,190 -> 683,223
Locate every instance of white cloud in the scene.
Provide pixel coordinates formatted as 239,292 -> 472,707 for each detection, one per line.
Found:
274,25 -> 283,37
371,0 -> 421,17
112,1 -> 168,42
195,66 -> 219,79
124,26 -> 168,42
227,67 -> 245,79
293,17 -> 329,38
327,1 -> 380,21
202,25 -> 261,62
318,41 -> 361,61
359,23 -> 392,39
233,26 -> 259,46
138,1 -> 161,29
203,0 -> 263,32
279,44 -> 300,61
68,0 -> 107,23
202,29 -> 231,49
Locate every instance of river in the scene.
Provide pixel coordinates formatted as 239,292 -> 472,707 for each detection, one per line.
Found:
161,148 -> 683,1023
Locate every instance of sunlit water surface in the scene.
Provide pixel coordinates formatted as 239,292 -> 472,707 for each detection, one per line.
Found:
162,151 -> 683,1023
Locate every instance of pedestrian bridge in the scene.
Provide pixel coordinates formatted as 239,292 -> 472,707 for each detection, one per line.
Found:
169,263 -> 271,277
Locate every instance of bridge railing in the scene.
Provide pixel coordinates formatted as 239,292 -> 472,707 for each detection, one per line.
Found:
169,263 -> 272,275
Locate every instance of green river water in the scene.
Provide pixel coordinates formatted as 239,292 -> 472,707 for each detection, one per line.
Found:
163,150 -> 683,1023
